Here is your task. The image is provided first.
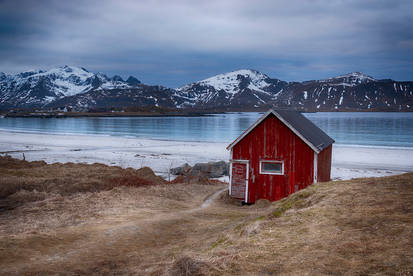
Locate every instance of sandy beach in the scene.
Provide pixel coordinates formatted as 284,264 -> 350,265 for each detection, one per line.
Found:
0,130 -> 412,180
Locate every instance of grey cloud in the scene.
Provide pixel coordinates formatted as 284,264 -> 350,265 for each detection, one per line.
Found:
0,0 -> 412,86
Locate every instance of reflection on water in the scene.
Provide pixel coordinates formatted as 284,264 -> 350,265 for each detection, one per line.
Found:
305,112 -> 413,148
0,112 -> 412,147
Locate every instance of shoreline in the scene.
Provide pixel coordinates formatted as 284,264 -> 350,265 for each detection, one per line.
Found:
1,128 -> 412,150
0,130 -> 412,180
2,110 -> 413,118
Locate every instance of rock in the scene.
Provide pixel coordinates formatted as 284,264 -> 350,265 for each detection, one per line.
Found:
189,161 -> 229,178
170,163 -> 191,175
170,161 -> 229,178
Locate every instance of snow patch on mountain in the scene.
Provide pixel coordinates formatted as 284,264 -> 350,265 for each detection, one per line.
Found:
183,69 -> 271,94
335,72 -> 376,81
321,72 -> 376,87
21,66 -> 96,97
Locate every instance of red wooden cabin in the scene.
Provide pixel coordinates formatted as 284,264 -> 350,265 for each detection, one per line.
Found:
227,109 -> 334,203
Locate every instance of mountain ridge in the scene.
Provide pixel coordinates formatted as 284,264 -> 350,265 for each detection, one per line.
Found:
1,66 -> 412,111
0,65 -> 142,109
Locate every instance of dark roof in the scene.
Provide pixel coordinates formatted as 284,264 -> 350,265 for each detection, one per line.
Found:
227,109 -> 335,153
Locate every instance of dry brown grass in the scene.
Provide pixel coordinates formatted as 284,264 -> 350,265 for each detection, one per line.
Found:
0,156 -> 412,275
0,155 -> 165,203
200,173 -> 413,275
0,157 -> 229,275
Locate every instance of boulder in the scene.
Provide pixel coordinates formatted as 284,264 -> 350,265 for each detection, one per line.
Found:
170,163 -> 191,175
189,161 -> 229,178
170,161 -> 229,178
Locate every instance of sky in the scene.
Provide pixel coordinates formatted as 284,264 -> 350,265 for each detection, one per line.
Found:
0,0 -> 412,87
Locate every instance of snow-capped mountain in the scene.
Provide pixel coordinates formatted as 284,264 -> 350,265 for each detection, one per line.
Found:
274,72 -> 413,111
0,65 -> 140,109
175,69 -> 287,108
174,70 -> 412,111
1,67 -> 412,111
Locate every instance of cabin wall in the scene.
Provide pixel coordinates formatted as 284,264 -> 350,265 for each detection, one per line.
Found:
232,114 -> 314,203
317,145 -> 332,182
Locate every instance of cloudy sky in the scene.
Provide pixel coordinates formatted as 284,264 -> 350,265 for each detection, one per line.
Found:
0,0 -> 412,87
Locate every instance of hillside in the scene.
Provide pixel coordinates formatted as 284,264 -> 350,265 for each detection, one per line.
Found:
0,156 -> 412,275
1,67 -> 412,112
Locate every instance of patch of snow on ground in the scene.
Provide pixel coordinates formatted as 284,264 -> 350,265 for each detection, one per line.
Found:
0,131 -> 411,181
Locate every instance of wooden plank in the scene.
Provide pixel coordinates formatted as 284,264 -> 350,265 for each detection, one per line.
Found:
317,145 -> 332,182
230,163 -> 247,199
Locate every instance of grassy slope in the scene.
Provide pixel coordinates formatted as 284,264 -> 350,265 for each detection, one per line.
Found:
204,174 -> 413,275
0,156 -> 412,275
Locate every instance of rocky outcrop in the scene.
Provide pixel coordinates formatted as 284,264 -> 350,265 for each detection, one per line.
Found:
170,163 -> 191,175
170,161 -> 229,178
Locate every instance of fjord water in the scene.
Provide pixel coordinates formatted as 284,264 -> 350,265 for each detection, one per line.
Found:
0,112 -> 412,148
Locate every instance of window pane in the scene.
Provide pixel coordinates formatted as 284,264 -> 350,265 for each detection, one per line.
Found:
262,162 -> 282,173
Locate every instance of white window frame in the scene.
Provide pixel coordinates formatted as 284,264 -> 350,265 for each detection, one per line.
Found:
259,160 -> 284,175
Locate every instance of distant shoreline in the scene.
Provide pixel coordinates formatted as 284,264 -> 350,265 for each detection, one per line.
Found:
0,128 -> 412,150
2,109 -> 413,118
1,111 -> 216,118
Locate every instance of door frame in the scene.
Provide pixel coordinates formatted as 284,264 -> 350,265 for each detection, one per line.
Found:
229,159 -> 250,203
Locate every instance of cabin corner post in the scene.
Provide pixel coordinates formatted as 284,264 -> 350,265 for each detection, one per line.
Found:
229,148 -> 233,195
313,151 -> 318,183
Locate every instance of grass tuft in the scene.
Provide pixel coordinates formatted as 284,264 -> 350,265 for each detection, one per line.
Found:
271,187 -> 316,218
210,237 -> 228,250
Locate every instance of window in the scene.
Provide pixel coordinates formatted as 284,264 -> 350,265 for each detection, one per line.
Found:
260,160 -> 284,175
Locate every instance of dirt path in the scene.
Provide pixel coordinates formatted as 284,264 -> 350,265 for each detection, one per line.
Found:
86,187 -> 228,241
196,187 -> 228,210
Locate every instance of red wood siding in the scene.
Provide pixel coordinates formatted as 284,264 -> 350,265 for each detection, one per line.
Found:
317,145 -> 332,182
232,114 -> 315,203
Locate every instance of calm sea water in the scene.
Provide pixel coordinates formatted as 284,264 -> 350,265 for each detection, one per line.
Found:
0,112 -> 412,148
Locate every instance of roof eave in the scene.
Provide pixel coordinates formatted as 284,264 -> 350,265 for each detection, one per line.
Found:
226,109 -> 333,153
271,110 -> 321,153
